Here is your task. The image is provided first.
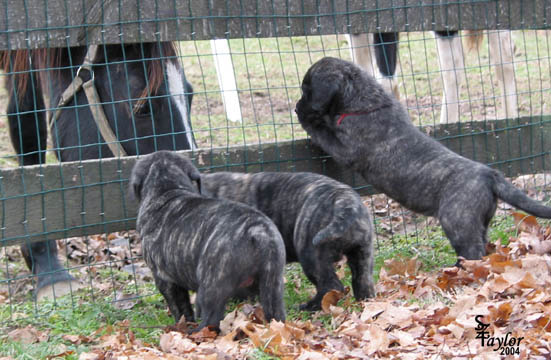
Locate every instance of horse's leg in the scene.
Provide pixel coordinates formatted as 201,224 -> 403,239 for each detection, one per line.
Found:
7,72 -> 80,300
348,33 -> 400,98
436,31 -> 464,124
347,33 -> 376,77
373,32 -> 400,98
488,30 -> 518,119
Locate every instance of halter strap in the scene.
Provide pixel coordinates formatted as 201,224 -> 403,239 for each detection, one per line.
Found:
49,45 -> 128,157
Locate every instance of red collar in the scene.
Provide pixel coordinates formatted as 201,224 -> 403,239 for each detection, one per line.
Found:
336,112 -> 370,126
336,103 -> 392,125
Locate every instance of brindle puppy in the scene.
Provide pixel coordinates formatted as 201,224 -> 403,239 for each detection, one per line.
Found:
129,151 -> 286,331
296,56 -> 551,261
202,171 -> 375,310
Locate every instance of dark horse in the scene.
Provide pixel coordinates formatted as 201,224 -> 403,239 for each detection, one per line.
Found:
1,42 -> 195,299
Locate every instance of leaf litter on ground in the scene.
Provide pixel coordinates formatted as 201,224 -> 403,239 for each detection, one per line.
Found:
3,211 -> 551,359
71,212 -> 551,359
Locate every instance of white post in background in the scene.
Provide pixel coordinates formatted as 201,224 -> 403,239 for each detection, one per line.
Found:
210,39 -> 243,123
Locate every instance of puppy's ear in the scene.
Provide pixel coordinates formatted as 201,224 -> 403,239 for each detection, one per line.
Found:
189,168 -> 202,194
129,158 -> 152,202
309,75 -> 341,115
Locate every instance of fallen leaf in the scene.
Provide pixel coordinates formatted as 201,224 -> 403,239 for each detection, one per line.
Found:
8,326 -> 48,344
62,334 -> 92,345
78,352 -> 102,360
46,350 -> 74,360
159,331 -> 197,354
512,212 -> 541,234
112,292 -> 138,310
189,326 -> 218,342
364,324 -> 390,354
321,290 -> 344,313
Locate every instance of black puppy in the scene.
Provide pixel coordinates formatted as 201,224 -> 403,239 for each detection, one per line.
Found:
202,171 -> 375,310
129,151 -> 286,331
296,56 -> 551,260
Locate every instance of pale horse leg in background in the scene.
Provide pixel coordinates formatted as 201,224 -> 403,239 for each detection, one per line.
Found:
347,31 -> 518,123
436,30 -> 518,124
346,33 -> 400,99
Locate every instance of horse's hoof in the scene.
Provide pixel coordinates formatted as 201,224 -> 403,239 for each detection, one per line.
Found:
36,279 -> 83,301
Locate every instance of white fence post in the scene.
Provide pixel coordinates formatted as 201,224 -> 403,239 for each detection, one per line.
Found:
210,39 -> 243,123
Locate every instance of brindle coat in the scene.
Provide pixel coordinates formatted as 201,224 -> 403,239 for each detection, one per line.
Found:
202,171 -> 375,310
130,151 -> 286,331
296,57 -> 551,260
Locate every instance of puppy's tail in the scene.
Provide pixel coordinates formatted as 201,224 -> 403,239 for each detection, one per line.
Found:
312,199 -> 361,246
492,170 -> 551,218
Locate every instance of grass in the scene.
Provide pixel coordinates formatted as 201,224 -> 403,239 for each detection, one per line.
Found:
179,30 -> 551,151
0,29 -> 550,358
0,212 -> 522,359
0,30 -> 550,163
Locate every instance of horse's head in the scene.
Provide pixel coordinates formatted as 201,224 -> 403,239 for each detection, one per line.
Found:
39,42 -> 195,161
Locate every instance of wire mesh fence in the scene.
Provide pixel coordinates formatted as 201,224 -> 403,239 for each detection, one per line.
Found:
1,0 -> 551,319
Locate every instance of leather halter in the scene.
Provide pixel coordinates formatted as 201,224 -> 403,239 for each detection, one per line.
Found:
49,45 -> 128,157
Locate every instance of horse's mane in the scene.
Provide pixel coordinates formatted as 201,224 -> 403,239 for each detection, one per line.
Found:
0,42 -> 177,109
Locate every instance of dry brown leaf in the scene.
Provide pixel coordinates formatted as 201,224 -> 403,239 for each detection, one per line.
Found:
390,329 -> 416,346
488,275 -> 512,294
62,334 -> 92,345
238,322 -> 263,348
518,272 -> 540,289
360,301 -> 388,322
296,350 -> 330,360
269,321 -> 305,341
251,306 -> 266,324
512,212 -> 541,234
488,302 -> 513,325
8,325 -> 48,344
219,308 -> 249,336
77,352 -> 102,360
383,256 -> 422,276
159,331 -> 197,354
375,304 -> 414,329
364,324 -> 390,355
46,350 -> 74,360
98,332 -> 127,350
488,253 -> 521,273
461,259 -> 490,281
414,307 -> 449,327
189,326 -> 218,342
517,231 -> 551,255
321,290 -> 344,313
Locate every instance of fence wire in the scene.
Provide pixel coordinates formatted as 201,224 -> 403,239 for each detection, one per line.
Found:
1,1 -> 551,320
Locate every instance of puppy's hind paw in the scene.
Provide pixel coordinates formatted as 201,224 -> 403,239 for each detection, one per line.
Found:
298,300 -> 321,312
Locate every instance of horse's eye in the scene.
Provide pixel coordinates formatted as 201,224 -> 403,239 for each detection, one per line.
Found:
133,101 -> 151,116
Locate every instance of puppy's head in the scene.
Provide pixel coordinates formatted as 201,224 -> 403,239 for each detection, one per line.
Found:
296,57 -> 391,128
295,57 -> 345,124
129,151 -> 202,202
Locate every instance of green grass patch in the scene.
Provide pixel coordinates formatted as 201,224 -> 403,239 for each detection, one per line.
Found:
0,213 -> 527,359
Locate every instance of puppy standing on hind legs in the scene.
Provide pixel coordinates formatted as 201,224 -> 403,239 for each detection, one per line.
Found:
296,57 -> 551,261
129,151 -> 286,331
